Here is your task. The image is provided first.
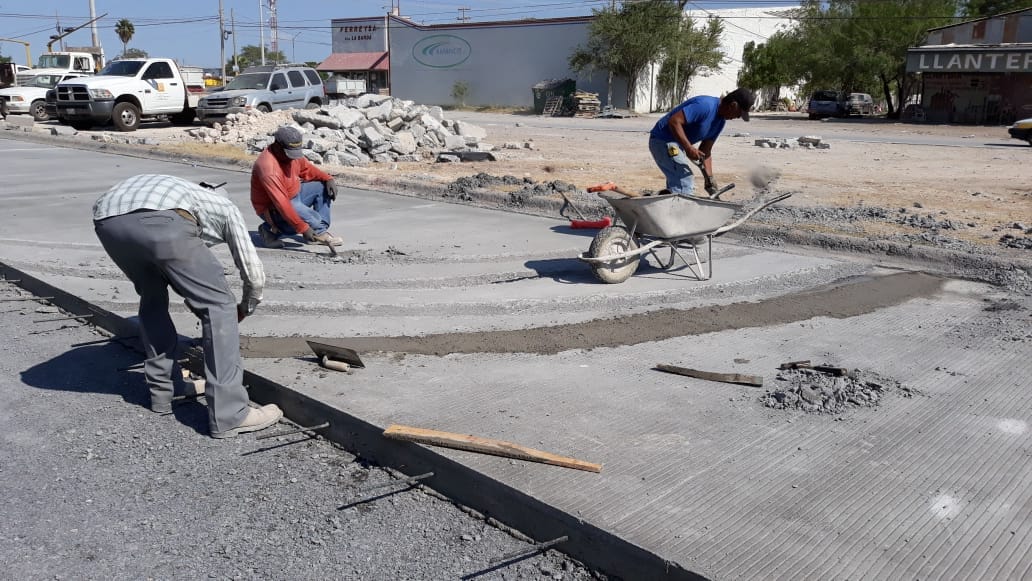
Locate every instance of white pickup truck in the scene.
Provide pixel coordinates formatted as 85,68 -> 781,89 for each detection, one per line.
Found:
54,57 -> 205,131
0,72 -> 90,121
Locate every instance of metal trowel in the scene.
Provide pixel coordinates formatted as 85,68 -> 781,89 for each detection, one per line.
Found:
306,339 -> 364,369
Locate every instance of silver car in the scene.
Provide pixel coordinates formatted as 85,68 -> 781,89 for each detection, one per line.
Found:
196,64 -> 324,125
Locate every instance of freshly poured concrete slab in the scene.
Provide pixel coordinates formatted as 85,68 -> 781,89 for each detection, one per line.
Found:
245,279 -> 1032,580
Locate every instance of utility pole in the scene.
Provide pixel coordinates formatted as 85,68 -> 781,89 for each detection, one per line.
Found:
268,0 -> 278,55
259,0 -> 265,65
231,9 -> 239,74
457,7 -> 470,22
219,0 -> 226,83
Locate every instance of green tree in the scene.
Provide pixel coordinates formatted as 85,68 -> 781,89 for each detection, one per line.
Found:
656,16 -> 724,110
228,45 -> 287,71
749,0 -> 958,117
115,18 -> 135,58
738,33 -> 804,109
961,0 -> 1031,17
124,47 -> 148,59
569,0 -> 682,108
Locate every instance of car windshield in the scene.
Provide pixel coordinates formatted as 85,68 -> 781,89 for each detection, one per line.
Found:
37,54 -> 71,68
226,72 -> 271,90
99,60 -> 145,77
813,91 -> 840,101
28,74 -> 63,88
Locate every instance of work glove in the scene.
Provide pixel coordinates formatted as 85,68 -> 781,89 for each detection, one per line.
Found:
301,227 -> 318,244
704,178 -> 718,197
237,297 -> 259,322
324,179 -> 338,201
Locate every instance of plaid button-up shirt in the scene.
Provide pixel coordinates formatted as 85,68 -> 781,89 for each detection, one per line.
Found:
94,174 -> 265,305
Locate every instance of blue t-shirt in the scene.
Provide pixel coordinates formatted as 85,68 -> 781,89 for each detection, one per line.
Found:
650,96 -> 725,145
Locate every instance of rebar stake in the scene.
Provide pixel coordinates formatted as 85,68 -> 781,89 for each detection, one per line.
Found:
354,472 -> 434,494
255,421 -> 330,441
0,296 -> 54,302
33,314 -> 94,323
488,536 -> 569,565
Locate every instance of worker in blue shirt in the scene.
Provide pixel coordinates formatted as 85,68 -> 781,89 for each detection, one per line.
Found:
649,88 -> 754,196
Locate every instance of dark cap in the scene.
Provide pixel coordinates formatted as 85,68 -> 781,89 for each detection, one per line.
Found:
725,88 -> 755,121
274,125 -> 305,159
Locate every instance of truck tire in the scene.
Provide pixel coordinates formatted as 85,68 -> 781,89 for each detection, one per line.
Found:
305,101 -> 320,110
171,107 -> 196,126
256,104 -> 271,113
30,100 -> 49,122
112,102 -> 141,132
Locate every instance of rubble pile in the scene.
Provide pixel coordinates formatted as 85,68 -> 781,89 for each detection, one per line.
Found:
754,135 -> 831,149
761,368 -> 914,414
444,172 -> 577,207
185,94 -> 495,166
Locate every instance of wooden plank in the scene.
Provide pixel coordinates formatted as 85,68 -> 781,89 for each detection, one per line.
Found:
383,424 -> 602,473
779,360 -> 812,370
655,363 -> 764,387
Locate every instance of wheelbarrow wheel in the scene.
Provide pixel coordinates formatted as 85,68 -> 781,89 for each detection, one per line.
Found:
589,226 -> 640,284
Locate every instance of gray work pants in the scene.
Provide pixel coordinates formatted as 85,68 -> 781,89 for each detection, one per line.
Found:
94,209 -> 249,432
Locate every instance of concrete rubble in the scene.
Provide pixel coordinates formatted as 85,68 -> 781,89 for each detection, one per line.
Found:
183,95 -> 521,166
761,368 -> 914,414
754,135 -> 831,149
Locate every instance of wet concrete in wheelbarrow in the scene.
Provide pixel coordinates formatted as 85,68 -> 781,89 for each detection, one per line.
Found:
239,271 -> 943,358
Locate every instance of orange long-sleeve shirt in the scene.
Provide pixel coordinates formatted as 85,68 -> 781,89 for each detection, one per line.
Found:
250,147 -> 333,235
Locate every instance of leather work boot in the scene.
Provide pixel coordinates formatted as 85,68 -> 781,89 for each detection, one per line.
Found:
310,231 -> 344,246
258,223 -> 285,249
210,404 -> 284,439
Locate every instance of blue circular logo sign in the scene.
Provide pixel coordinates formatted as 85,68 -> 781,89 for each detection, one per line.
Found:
413,35 -> 471,68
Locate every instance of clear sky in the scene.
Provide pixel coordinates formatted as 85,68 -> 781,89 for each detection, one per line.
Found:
0,1 -> 797,69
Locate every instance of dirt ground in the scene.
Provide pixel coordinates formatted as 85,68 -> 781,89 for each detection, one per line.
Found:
146,109 -> 1030,249
31,108 -> 1032,253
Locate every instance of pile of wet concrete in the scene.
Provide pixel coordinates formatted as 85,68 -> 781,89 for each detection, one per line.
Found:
185,94 -> 497,166
761,367 -> 914,414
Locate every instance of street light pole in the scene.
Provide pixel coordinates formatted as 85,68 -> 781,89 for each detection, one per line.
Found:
291,32 -> 301,63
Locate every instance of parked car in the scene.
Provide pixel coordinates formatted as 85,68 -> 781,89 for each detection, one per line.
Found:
807,90 -> 846,119
0,72 -> 90,121
846,93 -> 875,116
196,63 -> 324,126
1008,118 -> 1032,146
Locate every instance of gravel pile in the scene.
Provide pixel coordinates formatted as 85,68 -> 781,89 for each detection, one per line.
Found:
761,368 -> 914,414
185,94 -> 494,166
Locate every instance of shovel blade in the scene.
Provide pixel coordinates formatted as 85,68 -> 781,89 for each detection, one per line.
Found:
306,340 -> 365,368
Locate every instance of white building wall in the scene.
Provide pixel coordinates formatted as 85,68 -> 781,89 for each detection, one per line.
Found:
633,6 -> 798,113
388,17 -> 628,109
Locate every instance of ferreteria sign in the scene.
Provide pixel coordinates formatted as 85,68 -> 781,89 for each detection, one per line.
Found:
907,48 -> 1032,73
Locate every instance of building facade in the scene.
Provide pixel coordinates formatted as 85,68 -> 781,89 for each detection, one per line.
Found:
317,7 -> 795,113
906,8 -> 1031,124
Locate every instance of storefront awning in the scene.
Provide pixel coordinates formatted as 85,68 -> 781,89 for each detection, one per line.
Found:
317,52 -> 389,72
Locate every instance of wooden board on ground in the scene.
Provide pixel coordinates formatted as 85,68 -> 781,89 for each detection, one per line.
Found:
383,424 -> 603,473
655,363 -> 764,387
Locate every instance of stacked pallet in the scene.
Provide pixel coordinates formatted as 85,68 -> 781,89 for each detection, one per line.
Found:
571,91 -> 601,118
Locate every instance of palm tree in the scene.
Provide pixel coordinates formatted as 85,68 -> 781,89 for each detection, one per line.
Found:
115,19 -> 135,58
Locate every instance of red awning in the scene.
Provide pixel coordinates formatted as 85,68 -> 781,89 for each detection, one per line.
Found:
317,52 -> 389,72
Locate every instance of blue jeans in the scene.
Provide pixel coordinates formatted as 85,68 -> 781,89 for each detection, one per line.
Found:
649,138 -> 695,195
270,180 -> 333,236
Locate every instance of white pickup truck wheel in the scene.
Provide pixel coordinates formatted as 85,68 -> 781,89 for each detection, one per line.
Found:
112,102 -> 140,132
31,100 -> 48,122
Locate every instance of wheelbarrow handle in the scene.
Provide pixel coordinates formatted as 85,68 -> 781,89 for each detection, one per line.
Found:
713,193 -> 793,237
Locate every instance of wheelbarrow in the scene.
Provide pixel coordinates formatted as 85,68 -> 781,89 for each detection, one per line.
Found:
577,172 -> 791,283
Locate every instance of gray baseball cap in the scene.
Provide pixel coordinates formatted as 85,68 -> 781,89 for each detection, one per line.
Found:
274,126 -> 305,159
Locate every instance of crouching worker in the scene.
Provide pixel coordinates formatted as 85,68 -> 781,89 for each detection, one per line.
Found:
93,174 -> 283,439
251,125 -> 342,248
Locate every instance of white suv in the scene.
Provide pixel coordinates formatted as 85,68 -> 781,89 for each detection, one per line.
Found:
196,64 -> 324,125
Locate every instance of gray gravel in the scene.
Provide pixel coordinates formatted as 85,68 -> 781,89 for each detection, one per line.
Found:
0,287 -> 605,581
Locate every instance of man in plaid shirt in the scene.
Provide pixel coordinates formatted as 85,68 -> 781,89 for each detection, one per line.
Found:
93,174 -> 282,439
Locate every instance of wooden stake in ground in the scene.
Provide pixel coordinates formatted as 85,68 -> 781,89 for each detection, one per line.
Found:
655,363 -> 764,387
383,424 -> 602,473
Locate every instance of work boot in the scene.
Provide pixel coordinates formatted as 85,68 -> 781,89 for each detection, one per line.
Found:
211,404 -> 284,439
258,223 -> 285,249
309,231 -> 344,246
